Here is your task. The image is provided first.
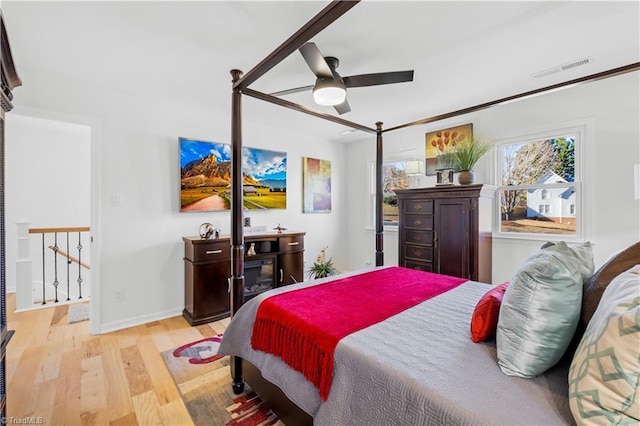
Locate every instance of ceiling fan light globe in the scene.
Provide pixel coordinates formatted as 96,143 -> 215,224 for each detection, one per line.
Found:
313,79 -> 346,106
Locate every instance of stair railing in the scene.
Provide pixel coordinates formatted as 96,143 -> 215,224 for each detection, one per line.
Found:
15,220 -> 90,311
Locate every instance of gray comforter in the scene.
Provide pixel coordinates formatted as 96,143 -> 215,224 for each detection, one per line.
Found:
218,267 -> 574,425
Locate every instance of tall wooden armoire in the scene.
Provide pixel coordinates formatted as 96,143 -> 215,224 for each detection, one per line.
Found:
396,184 -> 495,283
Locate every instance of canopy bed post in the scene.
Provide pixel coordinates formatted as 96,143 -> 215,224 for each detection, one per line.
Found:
230,68 -> 245,394
375,121 -> 384,266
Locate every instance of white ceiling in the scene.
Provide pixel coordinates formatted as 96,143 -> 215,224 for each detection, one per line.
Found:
3,1 -> 639,142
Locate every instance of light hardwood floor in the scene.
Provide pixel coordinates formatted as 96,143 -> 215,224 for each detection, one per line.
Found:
6,293 -> 231,425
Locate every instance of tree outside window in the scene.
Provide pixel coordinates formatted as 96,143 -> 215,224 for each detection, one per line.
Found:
498,132 -> 579,237
371,160 -> 410,226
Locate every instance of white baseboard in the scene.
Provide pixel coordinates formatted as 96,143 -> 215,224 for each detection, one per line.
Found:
98,307 -> 184,334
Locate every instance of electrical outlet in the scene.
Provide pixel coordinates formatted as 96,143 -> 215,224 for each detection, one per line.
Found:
114,288 -> 124,302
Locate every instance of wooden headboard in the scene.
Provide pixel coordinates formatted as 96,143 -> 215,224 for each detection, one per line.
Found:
581,241 -> 640,328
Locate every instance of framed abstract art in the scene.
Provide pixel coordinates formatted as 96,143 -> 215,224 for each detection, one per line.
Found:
302,157 -> 331,213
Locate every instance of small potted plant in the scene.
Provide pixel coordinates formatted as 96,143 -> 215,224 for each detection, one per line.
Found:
307,246 -> 337,279
450,137 -> 493,185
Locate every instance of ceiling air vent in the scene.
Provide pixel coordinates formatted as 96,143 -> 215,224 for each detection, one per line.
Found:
532,57 -> 592,79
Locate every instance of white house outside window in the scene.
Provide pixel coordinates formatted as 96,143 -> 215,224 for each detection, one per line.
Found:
497,127 -> 582,238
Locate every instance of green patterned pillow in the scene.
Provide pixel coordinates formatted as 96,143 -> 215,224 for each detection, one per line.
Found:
568,265 -> 640,424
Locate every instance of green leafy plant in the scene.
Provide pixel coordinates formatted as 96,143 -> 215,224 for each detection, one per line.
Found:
451,137 -> 493,171
307,246 -> 337,279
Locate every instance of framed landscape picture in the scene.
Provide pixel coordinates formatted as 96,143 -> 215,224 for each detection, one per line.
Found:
302,157 -> 331,213
425,123 -> 473,175
180,137 -> 287,212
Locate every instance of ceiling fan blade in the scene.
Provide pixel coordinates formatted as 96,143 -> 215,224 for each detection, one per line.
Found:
343,70 -> 414,88
299,42 -> 334,79
334,98 -> 351,115
270,85 -> 314,97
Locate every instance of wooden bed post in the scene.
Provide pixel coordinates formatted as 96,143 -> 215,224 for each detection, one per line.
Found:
230,68 -> 245,394
375,121 -> 384,266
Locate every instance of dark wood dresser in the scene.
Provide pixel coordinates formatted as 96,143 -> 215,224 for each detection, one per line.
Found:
182,231 -> 305,325
396,185 -> 495,283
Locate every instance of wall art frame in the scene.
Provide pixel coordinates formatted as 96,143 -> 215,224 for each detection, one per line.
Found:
180,137 -> 287,212
425,123 -> 473,176
302,156 -> 331,213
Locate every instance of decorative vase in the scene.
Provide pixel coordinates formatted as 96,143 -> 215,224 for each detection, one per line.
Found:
458,170 -> 475,185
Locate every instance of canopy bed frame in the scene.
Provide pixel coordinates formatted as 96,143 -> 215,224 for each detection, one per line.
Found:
226,0 -> 640,422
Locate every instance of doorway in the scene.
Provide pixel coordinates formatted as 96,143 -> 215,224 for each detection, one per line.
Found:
5,110 -> 98,332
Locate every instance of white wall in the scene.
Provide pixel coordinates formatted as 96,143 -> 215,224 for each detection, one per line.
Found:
346,72 -> 640,283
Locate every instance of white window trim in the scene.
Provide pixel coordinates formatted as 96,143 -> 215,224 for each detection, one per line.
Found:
493,123 -> 586,242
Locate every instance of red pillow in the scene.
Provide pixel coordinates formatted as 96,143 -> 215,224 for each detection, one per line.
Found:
470,281 -> 509,343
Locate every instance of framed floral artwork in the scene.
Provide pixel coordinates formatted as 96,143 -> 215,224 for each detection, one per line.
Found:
425,123 -> 473,176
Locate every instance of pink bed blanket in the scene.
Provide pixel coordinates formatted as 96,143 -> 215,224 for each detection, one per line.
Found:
251,267 -> 467,400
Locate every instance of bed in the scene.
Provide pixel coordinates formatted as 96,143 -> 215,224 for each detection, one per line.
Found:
218,241 -> 640,425
219,1 -> 639,424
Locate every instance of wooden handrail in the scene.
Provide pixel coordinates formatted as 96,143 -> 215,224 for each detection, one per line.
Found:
29,226 -> 90,234
47,245 -> 90,270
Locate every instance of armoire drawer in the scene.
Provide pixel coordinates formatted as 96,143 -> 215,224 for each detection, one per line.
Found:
405,200 -> 433,214
404,244 -> 433,262
405,230 -> 433,246
404,259 -> 434,272
403,214 -> 433,230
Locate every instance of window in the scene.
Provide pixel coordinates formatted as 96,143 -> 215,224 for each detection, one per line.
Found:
497,128 -> 581,238
371,160 -> 410,226
537,204 -> 552,214
537,205 -> 546,214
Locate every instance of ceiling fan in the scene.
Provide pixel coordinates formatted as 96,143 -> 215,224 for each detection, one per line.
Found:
270,42 -> 414,115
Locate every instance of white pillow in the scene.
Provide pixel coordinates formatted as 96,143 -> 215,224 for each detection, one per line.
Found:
568,265 -> 640,424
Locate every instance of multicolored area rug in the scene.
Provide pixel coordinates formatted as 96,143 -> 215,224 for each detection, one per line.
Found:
161,334 -> 281,426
